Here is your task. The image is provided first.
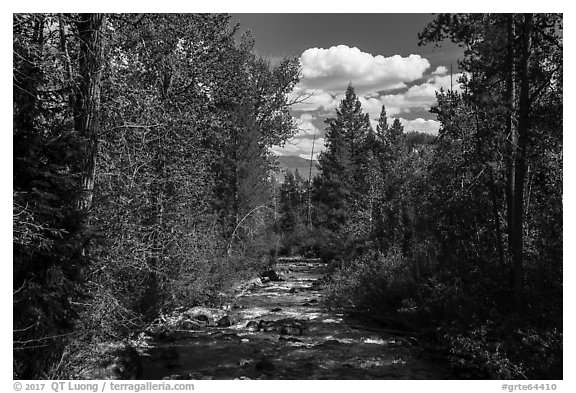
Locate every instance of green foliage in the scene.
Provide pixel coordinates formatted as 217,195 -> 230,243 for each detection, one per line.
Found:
444,321 -> 562,379
325,249 -> 414,313
13,12 -> 561,381
276,170 -> 312,256
13,13 -> 299,379
447,325 -> 527,379
313,84 -> 372,233
316,13 -> 562,380
13,13 -> 88,379
404,131 -> 436,149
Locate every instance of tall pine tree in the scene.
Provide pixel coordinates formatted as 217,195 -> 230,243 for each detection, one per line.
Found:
313,84 -> 372,252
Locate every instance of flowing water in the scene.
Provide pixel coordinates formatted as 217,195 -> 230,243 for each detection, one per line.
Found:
140,259 -> 453,380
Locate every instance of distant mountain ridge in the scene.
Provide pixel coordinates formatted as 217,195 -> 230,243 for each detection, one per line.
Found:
275,155 -> 319,182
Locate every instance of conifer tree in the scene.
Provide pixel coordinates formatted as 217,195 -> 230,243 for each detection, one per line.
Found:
313,84 -> 371,233
376,105 -> 388,137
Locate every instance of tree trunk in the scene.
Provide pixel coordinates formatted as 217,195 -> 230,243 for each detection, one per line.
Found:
75,13 -> 105,212
58,14 -> 76,123
511,13 -> 533,311
488,170 -> 505,269
307,132 -> 316,229
32,14 -> 44,45
505,13 -> 516,253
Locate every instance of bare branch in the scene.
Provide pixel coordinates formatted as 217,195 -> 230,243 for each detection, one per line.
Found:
287,91 -> 314,106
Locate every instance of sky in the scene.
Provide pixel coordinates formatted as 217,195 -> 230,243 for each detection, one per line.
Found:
231,14 -> 466,160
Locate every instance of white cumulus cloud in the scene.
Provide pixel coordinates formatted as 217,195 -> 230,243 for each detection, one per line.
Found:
272,137 -> 326,161
369,117 -> 441,135
360,72 -> 466,119
300,45 -> 430,94
397,118 -> 441,135
293,113 -> 320,138
432,66 -> 448,76
272,115 -> 325,159
276,48 -> 460,159
289,85 -> 342,113
360,95 -> 403,118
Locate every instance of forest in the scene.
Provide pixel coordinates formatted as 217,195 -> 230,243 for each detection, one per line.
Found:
13,13 -> 562,380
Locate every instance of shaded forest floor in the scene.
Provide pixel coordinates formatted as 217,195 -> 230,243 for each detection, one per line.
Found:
138,258 -> 453,380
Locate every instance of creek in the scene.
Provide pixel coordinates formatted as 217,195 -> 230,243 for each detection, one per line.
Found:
140,258 -> 452,380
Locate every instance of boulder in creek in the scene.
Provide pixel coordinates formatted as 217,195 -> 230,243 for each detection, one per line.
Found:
257,320 -> 277,332
277,317 -> 308,329
183,306 -> 225,323
257,319 -> 306,335
260,270 -> 283,282
192,314 -> 210,323
246,321 -> 259,331
217,315 -> 235,327
279,336 -> 302,343
280,325 -> 303,336
178,318 -> 205,330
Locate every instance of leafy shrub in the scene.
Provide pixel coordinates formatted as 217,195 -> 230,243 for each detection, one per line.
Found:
444,320 -> 562,379
303,227 -> 343,262
325,249 -> 414,312
446,324 -> 526,379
